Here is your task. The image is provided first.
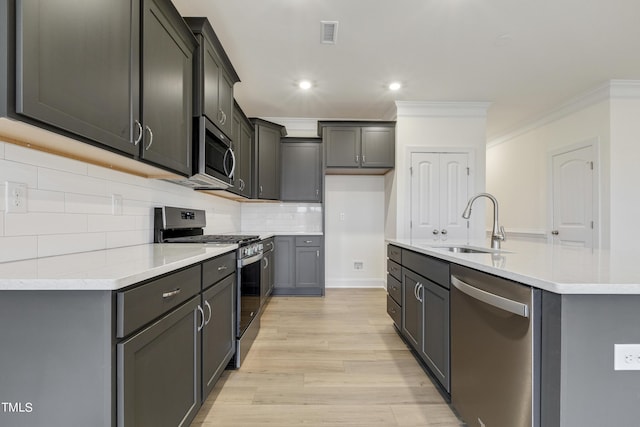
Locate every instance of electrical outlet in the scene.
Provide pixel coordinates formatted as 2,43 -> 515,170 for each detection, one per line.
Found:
353,261 -> 363,270
614,344 -> 640,370
5,182 -> 27,213
112,194 -> 123,216
339,212 -> 346,221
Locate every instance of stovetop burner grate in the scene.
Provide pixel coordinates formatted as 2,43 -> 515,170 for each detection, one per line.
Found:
163,234 -> 260,245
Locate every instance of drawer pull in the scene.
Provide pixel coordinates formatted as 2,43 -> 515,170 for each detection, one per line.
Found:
162,289 -> 181,298
218,265 -> 228,271
304,240 -> 313,244
389,308 -> 396,314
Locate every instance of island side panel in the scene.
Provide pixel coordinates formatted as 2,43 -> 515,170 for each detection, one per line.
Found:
0,290 -> 115,427
559,294 -> 640,427
540,291 -> 562,427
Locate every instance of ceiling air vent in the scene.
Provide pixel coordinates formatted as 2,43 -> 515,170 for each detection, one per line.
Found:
321,21 -> 338,44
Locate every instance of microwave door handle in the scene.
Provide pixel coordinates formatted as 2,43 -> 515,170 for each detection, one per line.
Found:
227,147 -> 236,179
222,148 -> 230,177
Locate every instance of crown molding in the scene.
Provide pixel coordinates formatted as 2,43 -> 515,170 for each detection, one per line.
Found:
487,80 -> 640,148
395,101 -> 491,118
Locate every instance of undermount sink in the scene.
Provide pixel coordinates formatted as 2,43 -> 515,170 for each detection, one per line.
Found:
433,245 -> 509,254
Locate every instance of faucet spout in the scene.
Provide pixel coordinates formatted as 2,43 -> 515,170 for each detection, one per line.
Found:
462,192 -> 506,249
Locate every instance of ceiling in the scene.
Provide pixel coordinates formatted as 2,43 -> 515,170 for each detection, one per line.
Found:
172,0 -> 640,140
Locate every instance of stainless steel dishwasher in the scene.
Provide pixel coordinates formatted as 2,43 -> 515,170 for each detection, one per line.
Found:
450,264 -> 540,427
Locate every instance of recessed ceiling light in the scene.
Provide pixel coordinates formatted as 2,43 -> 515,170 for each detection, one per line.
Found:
389,82 -> 402,91
299,80 -> 312,90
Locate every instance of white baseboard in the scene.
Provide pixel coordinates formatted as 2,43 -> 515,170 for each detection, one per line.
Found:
325,278 -> 386,289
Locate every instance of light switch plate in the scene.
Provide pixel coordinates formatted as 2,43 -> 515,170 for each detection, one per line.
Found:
112,194 -> 123,216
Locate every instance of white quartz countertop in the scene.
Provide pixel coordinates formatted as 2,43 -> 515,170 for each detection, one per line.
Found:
0,243 -> 237,291
387,238 -> 640,295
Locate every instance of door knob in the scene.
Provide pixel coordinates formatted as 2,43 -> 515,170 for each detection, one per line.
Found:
441,229 -> 448,235
551,230 -> 559,235
432,229 -> 440,235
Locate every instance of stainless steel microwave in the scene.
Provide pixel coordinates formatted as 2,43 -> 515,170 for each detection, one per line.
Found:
164,117 -> 235,189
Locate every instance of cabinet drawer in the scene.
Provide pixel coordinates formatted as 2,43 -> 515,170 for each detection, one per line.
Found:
295,236 -> 322,247
117,265 -> 201,338
387,295 -> 401,328
387,274 -> 401,305
387,244 -> 402,263
387,259 -> 402,281
401,249 -> 450,289
203,252 -> 236,289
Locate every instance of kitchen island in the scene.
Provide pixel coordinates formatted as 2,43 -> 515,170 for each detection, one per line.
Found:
387,237 -> 640,427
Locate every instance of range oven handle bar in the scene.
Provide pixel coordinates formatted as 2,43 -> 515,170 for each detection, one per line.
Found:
451,276 -> 529,318
238,252 -> 263,268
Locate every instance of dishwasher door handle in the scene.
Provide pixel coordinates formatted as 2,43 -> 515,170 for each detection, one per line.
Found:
451,276 -> 529,318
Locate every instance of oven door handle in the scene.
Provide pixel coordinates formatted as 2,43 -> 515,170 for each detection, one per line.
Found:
238,252 -> 263,268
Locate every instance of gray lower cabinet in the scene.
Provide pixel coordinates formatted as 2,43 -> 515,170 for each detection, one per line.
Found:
201,273 -> 235,400
396,246 -> 451,393
280,138 -> 322,202
118,296 -> 201,427
274,235 -> 324,296
260,238 -> 275,306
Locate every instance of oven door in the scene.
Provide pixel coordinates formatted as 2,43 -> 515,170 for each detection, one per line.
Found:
238,252 -> 262,336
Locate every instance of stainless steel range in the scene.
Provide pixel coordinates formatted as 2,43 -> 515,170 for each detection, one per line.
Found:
154,206 -> 262,368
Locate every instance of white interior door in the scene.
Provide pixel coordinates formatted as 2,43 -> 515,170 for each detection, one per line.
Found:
411,153 -> 440,240
410,152 -> 468,241
551,146 -> 594,247
439,153 -> 469,240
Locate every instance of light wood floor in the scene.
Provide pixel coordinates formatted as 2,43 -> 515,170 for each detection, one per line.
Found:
192,288 -> 464,427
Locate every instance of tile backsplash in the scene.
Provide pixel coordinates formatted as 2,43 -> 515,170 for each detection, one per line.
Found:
0,140 -> 324,263
0,140 -> 241,263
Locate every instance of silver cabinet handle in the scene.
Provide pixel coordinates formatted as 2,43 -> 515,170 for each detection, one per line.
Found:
145,125 -> 153,150
417,283 -> 423,303
217,265 -> 228,271
432,229 -> 440,235
389,307 -> 396,314
451,276 -> 529,318
162,288 -> 181,298
355,154 -> 359,164
204,300 -> 212,326
316,250 -> 320,258
218,108 -> 224,124
133,120 -> 143,145
196,305 -> 205,331
259,185 -> 263,195
413,282 -> 420,301
441,229 -> 448,235
263,257 -> 269,269
238,178 -> 245,191
551,230 -> 559,235
362,155 -> 366,164
304,240 -> 313,243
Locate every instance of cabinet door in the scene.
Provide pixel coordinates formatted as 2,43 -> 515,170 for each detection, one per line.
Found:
420,280 -> 450,392
218,71 -> 234,137
231,110 -> 253,198
295,246 -> 321,288
361,127 -> 395,168
325,127 -> 360,167
256,125 -> 281,199
16,0 -> 138,155
141,0 -> 194,175
280,141 -> 322,202
118,297 -> 201,427
202,39 -> 221,127
401,268 -> 422,350
202,274 -> 236,401
274,237 -> 295,289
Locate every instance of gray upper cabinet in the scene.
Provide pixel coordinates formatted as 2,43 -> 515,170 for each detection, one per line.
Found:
251,118 -> 287,200
280,138 -> 322,202
141,0 -> 196,175
9,0 -> 196,176
320,121 -> 395,172
229,101 -> 254,198
185,17 -> 239,139
14,0 -> 138,155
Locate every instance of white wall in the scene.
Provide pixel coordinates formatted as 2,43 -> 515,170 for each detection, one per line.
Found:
0,139 -> 241,263
486,83 -> 613,246
387,102 -> 489,241
324,175 -> 386,288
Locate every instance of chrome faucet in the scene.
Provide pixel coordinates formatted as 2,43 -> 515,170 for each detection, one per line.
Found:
462,192 -> 506,249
